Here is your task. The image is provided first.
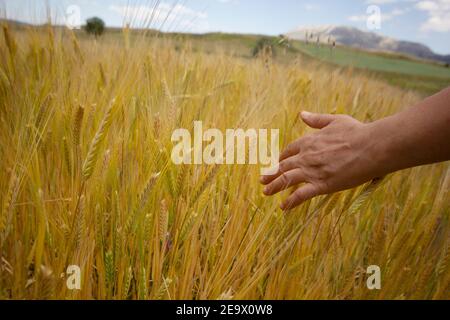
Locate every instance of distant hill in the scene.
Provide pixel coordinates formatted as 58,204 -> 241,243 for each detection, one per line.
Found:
287,25 -> 450,64
1,19 -> 33,29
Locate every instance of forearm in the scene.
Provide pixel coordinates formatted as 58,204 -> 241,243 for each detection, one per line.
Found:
367,87 -> 450,175
261,89 -> 450,209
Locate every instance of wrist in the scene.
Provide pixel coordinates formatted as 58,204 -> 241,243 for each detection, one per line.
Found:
362,116 -> 404,177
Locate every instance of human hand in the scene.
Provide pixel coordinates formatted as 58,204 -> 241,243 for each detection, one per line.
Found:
260,111 -> 386,211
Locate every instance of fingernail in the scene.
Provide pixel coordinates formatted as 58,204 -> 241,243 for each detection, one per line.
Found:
263,186 -> 269,194
301,111 -> 312,118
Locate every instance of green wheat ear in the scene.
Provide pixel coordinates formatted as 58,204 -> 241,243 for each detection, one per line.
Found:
82,99 -> 116,180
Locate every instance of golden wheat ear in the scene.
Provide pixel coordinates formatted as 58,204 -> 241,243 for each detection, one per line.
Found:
73,105 -> 85,149
82,99 -> 116,180
348,177 -> 385,215
159,199 -> 169,245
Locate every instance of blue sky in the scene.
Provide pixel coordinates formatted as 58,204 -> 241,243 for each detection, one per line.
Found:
2,0 -> 450,54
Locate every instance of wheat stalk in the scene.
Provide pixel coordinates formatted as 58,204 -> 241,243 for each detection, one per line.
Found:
75,195 -> 85,251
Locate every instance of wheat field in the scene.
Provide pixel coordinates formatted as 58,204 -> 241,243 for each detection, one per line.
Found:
0,23 -> 449,300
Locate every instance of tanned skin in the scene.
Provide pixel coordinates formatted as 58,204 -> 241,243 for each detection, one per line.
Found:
261,87 -> 450,211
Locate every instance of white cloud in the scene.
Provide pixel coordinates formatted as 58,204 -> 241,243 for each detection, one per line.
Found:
109,3 -> 209,32
415,0 -> 450,32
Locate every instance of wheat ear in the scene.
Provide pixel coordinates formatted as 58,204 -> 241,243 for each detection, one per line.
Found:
73,105 -> 84,149
105,250 -> 114,289
123,266 -> 133,299
348,177 -> 384,215
159,199 -> 169,244
63,137 -> 72,176
82,99 -> 115,180
0,174 -> 17,235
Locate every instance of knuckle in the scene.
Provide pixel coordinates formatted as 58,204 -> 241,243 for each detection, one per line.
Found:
312,152 -> 326,165
315,181 -> 329,194
280,157 -> 299,173
310,164 -> 331,180
315,170 -> 328,180
294,156 -> 303,168
279,161 -> 288,172
339,141 -> 352,151
280,173 -> 290,186
301,153 -> 320,166
293,188 -> 305,201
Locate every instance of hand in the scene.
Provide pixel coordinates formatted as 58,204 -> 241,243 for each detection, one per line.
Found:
260,111 -> 385,211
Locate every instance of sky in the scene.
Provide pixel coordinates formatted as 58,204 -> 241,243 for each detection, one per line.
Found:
2,0 -> 450,54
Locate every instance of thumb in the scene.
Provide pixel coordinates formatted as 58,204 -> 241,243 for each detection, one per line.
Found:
301,111 -> 337,129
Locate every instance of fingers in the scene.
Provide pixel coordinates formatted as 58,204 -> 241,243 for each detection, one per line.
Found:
281,183 -> 320,211
301,111 -> 337,129
279,141 -> 300,162
279,111 -> 336,162
260,156 -> 299,185
263,168 -> 306,196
